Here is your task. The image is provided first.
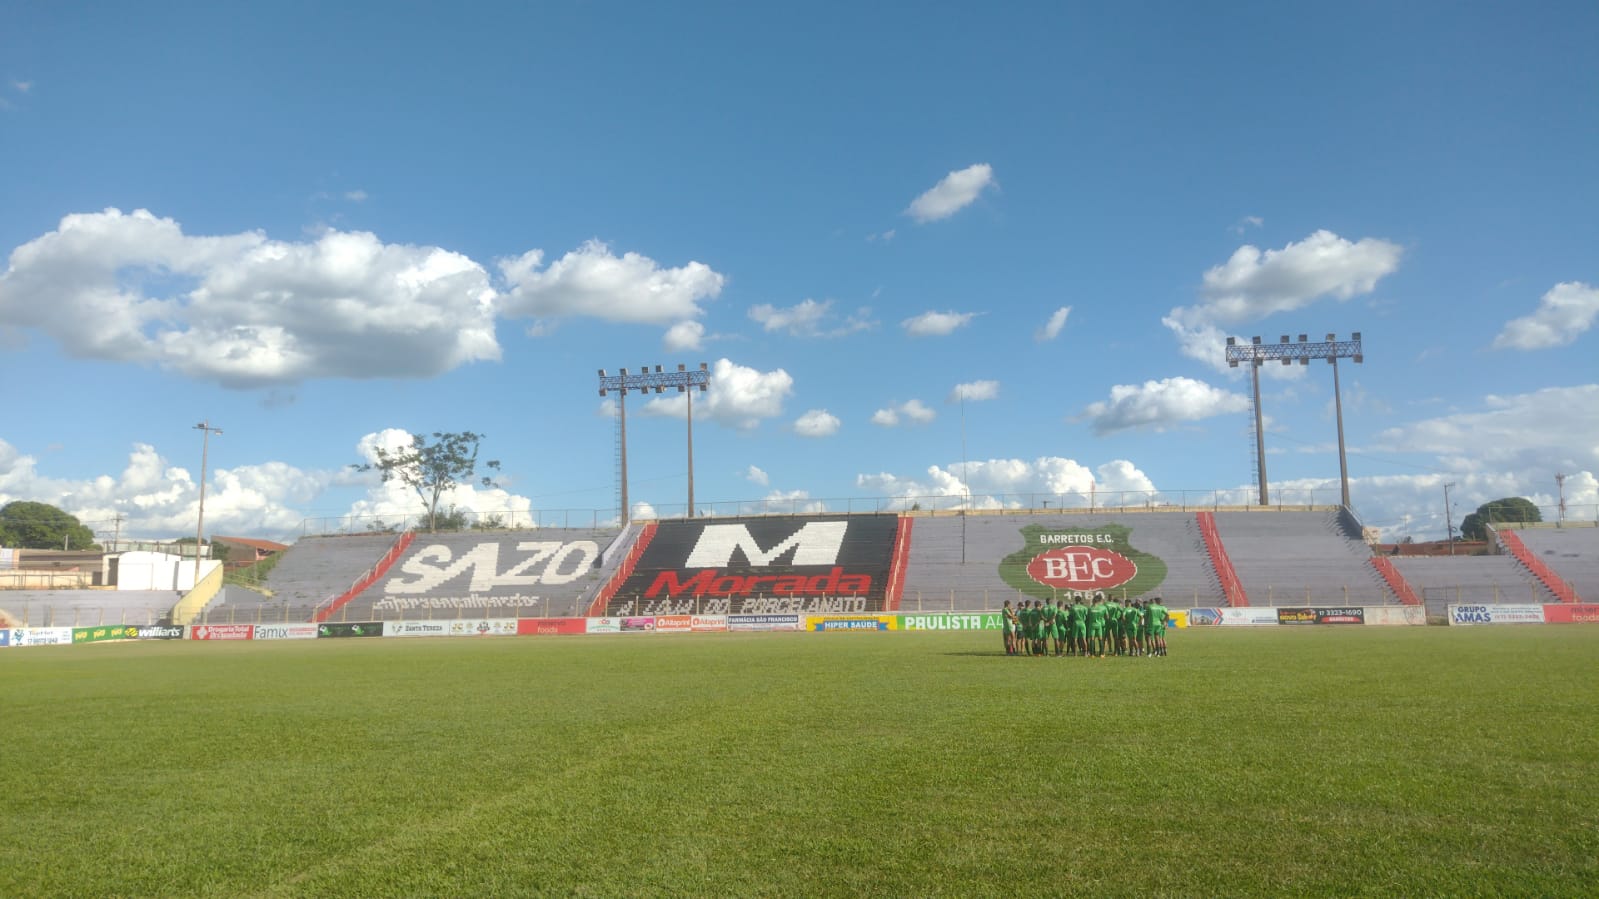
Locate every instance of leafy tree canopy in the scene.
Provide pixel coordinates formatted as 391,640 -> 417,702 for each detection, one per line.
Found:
352,432 -> 501,532
0,501 -> 100,550
1460,496 -> 1541,541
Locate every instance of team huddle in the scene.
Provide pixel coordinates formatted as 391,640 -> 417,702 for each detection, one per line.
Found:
1002,594 -> 1169,657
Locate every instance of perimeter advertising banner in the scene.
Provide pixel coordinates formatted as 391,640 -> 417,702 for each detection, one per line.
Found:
1542,604 -> 1599,624
605,515 -> 898,616
126,625 -> 185,640
653,615 -> 693,633
807,615 -> 898,632
727,614 -> 802,632
9,627 -> 74,646
316,622 -> 382,638
74,625 -> 134,644
1276,607 -> 1367,625
0,629 -> 10,647
516,617 -> 586,636
691,615 -> 728,632
586,617 -> 621,634
446,619 -> 518,637
190,624 -> 255,641
383,621 -> 453,638
896,613 -> 1001,631
1448,604 -> 1546,626
1362,606 -> 1426,627
621,617 -> 655,632
253,623 -> 318,640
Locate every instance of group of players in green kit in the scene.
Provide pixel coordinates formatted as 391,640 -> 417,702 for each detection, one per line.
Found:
1001,593 -> 1170,657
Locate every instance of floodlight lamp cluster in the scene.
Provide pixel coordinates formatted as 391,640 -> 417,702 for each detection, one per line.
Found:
1225,332 -> 1363,368
597,362 -> 710,397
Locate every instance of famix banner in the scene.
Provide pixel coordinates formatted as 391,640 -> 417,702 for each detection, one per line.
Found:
383,621 -> 453,638
727,614 -> 802,632
1542,604 -> 1599,624
317,622 -> 383,638
516,617 -> 586,636
653,615 -> 693,633
897,613 -> 1001,631
253,623 -> 318,640
190,624 -> 255,641
446,619 -> 518,637
9,627 -> 74,646
125,625 -> 185,640
1276,607 -> 1366,625
1448,604 -> 1546,626
806,615 -> 898,632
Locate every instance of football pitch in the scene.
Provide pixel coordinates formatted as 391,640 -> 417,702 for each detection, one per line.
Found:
2,628 -> 1596,896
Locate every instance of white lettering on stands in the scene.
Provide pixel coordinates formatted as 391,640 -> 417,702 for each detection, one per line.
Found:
1038,534 -> 1114,545
1042,553 -> 1116,582
385,541 -> 599,594
685,522 -> 849,568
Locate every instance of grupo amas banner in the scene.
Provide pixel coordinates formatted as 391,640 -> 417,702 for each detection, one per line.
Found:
1447,604 -> 1546,626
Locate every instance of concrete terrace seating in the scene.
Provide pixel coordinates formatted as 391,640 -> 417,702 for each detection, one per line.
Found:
1391,555 -> 1550,619
1511,527 -> 1598,601
1210,510 -> 1394,605
324,528 -> 626,621
900,512 -> 1222,610
0,590 -> 180,627
199,533 -> 403,623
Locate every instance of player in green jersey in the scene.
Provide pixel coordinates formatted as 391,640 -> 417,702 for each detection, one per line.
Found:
1046,599 -> 1064,656
1108,598 -> 1125,656
1087,593 -> 1108,657
1052,598 -> 1069,656
1071,593 -> 1089,656
1147,596 -> 1169,656
1002,600 -> 1018,656
1018,601 -> 1033,656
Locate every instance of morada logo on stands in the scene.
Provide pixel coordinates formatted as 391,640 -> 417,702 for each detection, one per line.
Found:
999,524 -> 1167,600
649,520 -> 868,598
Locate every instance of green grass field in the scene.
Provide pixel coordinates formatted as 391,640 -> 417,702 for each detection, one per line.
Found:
2,628 -> 1597,897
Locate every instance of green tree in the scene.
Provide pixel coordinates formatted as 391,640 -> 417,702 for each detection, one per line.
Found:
352,432 -> 501,532
1460,496 -> 1542,541
0,501 -> 99,550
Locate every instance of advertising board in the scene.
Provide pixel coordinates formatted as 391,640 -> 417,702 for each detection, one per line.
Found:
806,615 -> 897,632
896,613 -> 999,631
74,625 -> 133,644
0,629 -> 10,648
690,615 -> 728,632
727,614 -> 802,632
621,617 -> 656,632
125,625 -> 185,640
586,617 -> 621,634
1277,607 -> 1366,625
1541,603 -> 1599,624
1220,608 -> 1279,627
1448,604 -> 1546,626
447,619 -> 518,637
190,624 -> 255,641
1361,606 -> 1425,627
653,615 -> 693,633
377,535 -> 602,609
605,515 -> 897,616
253,623 -> 319,640
315,622 -> 382,638
10,627 -> 74,646
516,617 -> 586,636
383,621 -> 453,638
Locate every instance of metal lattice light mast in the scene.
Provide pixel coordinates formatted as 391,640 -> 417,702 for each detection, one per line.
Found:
1226,332 -> 1363,508
598,363 -> 710,524
193,420 -> 222,586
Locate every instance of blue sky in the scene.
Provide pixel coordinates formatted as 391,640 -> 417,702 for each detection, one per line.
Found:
2,0 -> 1595,543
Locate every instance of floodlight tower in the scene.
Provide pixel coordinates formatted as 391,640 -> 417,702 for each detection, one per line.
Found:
1226,332 -> 1363,508
598,363 -> 710,524
193,420 -> 222,586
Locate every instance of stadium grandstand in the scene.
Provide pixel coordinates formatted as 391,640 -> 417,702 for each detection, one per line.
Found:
1209,509 -> 1399,606
1508,524 -> 1599,601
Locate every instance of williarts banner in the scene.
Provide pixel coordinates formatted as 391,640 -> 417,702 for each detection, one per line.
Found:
604,515 -> 898,617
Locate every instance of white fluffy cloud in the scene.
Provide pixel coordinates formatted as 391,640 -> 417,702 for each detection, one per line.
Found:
642,358 -> 794,430
499,239 -> 725,326
747,298 -> 874,337
1035,306 -> 1071,342
902,309 -> 977,337
871,399 -> 936,427
793,409 -> 841,438
343,428 -> 533,528
856,457 -> 1157,511
1164,230 -> 1402,370
1081,377 -> 1250,435
663,320 -> 705,351
1374,384 -> 1599,472
906,163 -> 996,223
949,380 -> 1000,403
0,209 -> 501,387
1492,282 -> 1599,350
743,465 -> 769,486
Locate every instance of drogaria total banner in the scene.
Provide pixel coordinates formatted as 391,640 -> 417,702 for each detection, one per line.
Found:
604,515 -> 899,616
